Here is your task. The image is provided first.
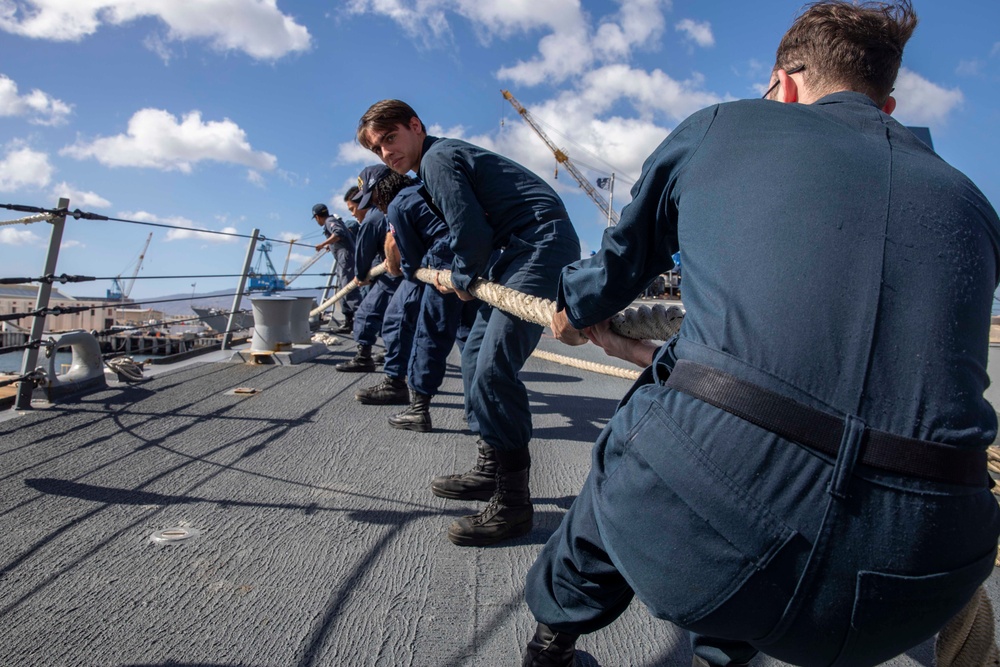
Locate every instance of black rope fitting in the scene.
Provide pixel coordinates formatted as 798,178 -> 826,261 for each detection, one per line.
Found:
39,274 -> 96,284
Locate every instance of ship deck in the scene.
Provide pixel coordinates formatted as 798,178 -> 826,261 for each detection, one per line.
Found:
1,330 -> 998,667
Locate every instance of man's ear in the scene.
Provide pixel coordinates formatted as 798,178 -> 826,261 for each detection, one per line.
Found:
881,95 -> 896,115
778,69 -> 799,104
408,116 -> 423,133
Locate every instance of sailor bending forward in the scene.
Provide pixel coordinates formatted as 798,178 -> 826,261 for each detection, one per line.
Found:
520,2 -> 1000,666
357,100 -> 581,547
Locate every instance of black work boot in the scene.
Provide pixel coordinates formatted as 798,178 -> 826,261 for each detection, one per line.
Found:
431,440 -> 497,501
372,351 -> 386,365
447,466 -> 533,546
388,390 -> 433,432
522,623 -> 578,667
333,314 -> 354,335
355,375 -> 408,404
335,344 -> 376,372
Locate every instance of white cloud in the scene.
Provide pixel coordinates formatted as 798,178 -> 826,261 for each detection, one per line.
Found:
347,0 -> 672,86
891,67 -> 963,126
60,239 -> 83,249
60,108 -> 277,173
0,226 -> 44,245
0,0 -> 311,60
956,59 -> 982,77
675,18 -> 713,48
121,210 -> 240,243
50,182 -> 112,209
0,74 -> 72,125
0,144 -> 54,191
247,170 -> 265,187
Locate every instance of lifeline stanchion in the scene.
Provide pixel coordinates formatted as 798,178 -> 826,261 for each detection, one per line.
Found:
223,228 -> 259,351
14,197 -> 69,410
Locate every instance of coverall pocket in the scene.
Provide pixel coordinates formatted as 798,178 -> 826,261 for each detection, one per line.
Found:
834,546 -> 997,666
595,399 -> 800,630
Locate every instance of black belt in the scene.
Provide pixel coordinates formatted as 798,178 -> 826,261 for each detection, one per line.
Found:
665,359 -> 989,488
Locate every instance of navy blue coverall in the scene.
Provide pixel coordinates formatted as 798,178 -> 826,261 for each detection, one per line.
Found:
525,92 -> 1000,666
388,184 -> 463,397
417,136 -> 581,460
322,214 -> 361,319
351,208 -> 403,354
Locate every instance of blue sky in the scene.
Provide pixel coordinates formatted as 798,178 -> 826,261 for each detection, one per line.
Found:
1,0 -> 997,302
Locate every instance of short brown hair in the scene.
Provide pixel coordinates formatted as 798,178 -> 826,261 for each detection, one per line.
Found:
344,185 -> 360,203
356,99 -> 426,151
774,1 -> 917,103
372,172 -> 418,213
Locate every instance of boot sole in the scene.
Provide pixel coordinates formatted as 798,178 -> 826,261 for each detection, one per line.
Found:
335,366 -> 377,373
356,395 -> 409,405
447,518 -> 533,547
388,420 -> 432,432
429,484 -> 495,501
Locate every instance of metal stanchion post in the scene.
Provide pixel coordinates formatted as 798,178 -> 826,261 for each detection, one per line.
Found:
14,197 -> 69,410
222,228 -> 259,351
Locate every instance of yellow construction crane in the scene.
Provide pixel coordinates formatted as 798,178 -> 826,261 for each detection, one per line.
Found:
502,89 -> 619,226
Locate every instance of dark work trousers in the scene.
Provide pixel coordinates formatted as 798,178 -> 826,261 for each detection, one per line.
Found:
525,351 -> 1000,666
333,251 -> 361,318
461,220 -> 581,454
380,278 -> 422,380
457,300 -> 486,434
352,273 -> 401,347
408,278 -> 463,396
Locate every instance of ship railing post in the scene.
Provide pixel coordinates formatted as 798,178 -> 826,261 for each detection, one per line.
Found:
320,255 -> 337,307
223,228 -> 259,350
14,197 -> 69,410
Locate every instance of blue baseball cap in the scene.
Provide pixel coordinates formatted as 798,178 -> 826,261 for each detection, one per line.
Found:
352,164 -> 391,210
311,203 -> 329,218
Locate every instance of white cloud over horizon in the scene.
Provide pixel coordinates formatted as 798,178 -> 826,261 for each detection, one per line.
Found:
0,226 -> 45,245
0,143 -> 53,192
60,108 -> 278,174
0,0 -> 311,60
50,182 -> 111,208
0,73 -> 72,125
675,18 -> 714,48
891,67 -> 963,126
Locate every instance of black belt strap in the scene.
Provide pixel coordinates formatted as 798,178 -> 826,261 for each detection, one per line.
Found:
665,359 -> 988,488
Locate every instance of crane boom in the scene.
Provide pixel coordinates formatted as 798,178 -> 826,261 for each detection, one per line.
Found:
502,89 -> 619,225
124,233 -> 153,299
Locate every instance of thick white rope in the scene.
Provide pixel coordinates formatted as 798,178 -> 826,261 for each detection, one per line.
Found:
1,213 -> 52,226
310,262 -> 389,317
935,585 -> 1000,667
105,356 -> 145,381
530,348 -> 641,381
414,267 -> 684,341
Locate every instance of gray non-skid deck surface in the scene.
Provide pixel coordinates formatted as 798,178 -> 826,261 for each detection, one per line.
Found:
0,337 -> 995,667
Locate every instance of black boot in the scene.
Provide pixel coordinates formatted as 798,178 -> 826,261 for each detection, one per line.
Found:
334,314 -> 354,334
447,466 -> 533,546
335,344 -> 376,373
431,440 -> 497,501
522,623 -> 578,667
388,390 -> 432,432
372,351 -> 386,365
355,375 -> 408,404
